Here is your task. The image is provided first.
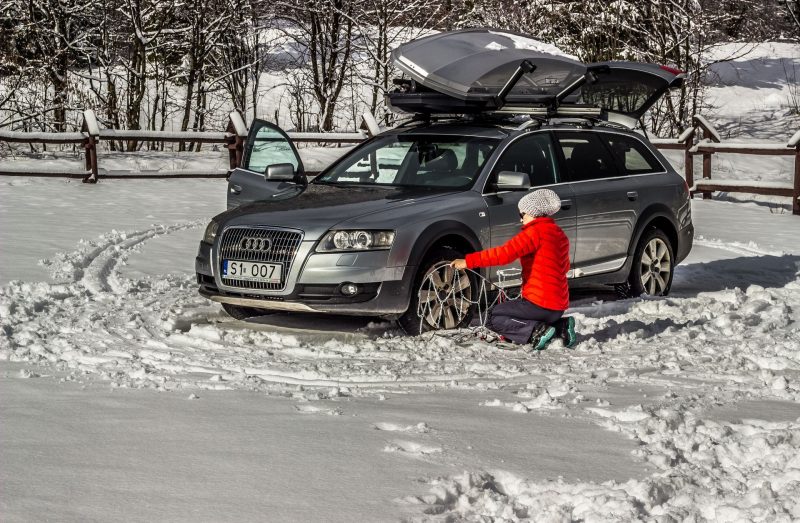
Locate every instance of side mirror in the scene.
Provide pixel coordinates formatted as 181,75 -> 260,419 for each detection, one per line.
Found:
265,163 -> 296,182
496,171 -> 531,191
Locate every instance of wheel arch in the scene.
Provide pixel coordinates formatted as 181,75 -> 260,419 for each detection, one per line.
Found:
407,221 -> 483,268
629,205 -> 679,258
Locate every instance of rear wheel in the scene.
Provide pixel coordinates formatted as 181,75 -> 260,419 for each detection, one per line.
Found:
398,247 -> 476,334
221,302 -> 268,320
628,228 -> 674,297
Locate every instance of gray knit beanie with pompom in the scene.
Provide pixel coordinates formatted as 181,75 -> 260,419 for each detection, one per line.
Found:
518,188 -> 561,217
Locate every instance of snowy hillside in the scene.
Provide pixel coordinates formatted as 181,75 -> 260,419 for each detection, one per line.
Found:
705,42 -> 800,137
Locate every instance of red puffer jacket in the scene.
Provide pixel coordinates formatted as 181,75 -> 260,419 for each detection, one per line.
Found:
465,217 -> 570,311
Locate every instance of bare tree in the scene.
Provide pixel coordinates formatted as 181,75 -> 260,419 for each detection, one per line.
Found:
272,0 -> 355,131
209,0 -> 267,121
348,0 -> 443,125
785,0 -> 800,37
120,0 -> 183,148
174,0 -> 234,149
14,0 -> 93,131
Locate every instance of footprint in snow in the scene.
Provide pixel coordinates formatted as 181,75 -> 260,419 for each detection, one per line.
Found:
373,422 -> 430,433
294,404 -> 342,416
384,440 -> 442,456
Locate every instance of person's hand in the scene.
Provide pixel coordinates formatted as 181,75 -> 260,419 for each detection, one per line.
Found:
450,259 -> 467,270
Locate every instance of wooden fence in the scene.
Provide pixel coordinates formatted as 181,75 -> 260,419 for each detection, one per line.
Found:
652,115 -> 799,215
0,110 -> 367,182
1,111 -> 798,214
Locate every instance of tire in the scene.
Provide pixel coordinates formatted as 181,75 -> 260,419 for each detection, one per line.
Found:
628,228 -> 674,297
221,302 -> 268,320
398,247 -> 477,335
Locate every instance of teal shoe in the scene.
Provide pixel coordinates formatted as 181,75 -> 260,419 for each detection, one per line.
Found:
531,325 -> 557,351
558,317 -> 577,348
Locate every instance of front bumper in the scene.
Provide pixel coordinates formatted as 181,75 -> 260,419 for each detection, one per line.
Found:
195,240 -> 415,317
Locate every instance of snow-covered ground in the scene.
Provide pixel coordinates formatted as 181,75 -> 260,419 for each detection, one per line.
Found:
1,174 -> 799,521
2,42 -> 800,522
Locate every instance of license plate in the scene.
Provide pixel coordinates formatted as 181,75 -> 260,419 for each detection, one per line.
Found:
222,260 -> 282,283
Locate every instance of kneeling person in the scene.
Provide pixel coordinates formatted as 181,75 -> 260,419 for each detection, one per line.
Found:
451,189 -> 576,349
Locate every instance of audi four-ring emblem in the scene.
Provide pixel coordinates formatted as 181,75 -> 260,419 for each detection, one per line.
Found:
240,237 -> 272,252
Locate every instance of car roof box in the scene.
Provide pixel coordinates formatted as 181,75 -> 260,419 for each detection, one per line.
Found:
388,28 -> 586,112
387,29 -> 685,127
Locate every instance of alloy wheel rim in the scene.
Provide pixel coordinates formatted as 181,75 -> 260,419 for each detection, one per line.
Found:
417,262 -> 473,330
640,238 -> 672,295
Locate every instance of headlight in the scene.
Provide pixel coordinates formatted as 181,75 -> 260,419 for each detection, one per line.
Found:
317,230 -> 395,252
202,221 -> 219,243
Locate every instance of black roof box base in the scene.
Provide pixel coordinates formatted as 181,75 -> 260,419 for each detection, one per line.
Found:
387,92 -> 496,114
386,92 -> 607,119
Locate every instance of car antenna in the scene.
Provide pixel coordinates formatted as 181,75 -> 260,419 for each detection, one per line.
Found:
492,60 -> 537,110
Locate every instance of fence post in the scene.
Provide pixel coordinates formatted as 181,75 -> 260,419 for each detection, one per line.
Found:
793,147 -> 800,216
676,126 -> 697,196
81,109 -> 101,183
789,129 -> 800,216
361,112 -> 382,137
227,111 -> 248,172
693,115 -> 720,200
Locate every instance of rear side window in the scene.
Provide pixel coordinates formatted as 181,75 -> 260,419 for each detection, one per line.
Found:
555,132 -> 619,182
487,133 -> 558,191
601,134 -> 664,175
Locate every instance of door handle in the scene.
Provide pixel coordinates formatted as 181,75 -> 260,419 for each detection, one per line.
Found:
560,199 -> 572,210
230,184 -> 242,194
627,191 -> 638,201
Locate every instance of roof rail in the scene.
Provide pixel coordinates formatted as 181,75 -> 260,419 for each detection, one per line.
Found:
489,105 -> 602,117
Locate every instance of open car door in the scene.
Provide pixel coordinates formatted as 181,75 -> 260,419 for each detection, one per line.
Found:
572,62 -> 684,129
227,120 -> 306,209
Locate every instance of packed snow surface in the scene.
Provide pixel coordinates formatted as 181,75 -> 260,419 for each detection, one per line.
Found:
1,174 -> 799,521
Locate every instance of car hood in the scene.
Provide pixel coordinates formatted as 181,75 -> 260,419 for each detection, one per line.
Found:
216,183 -> 459,240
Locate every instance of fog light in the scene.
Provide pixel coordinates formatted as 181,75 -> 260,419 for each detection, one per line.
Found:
341,283 -> 359,296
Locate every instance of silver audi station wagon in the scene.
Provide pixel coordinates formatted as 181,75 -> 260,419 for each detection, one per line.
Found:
196,29 -> 694,333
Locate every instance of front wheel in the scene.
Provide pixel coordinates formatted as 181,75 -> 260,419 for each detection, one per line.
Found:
398,247 -> 476,334
628,228 -> 674,297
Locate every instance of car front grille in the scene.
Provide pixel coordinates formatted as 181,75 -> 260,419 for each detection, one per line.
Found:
218,226 -> 303,291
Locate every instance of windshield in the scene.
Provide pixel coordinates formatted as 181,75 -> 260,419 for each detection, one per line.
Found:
314,135 -> 499,189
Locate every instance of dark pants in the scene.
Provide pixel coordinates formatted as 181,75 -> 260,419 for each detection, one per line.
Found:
487,299 -> 563,344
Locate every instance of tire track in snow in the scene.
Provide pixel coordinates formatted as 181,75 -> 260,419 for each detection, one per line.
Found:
76,222 -> 203,295
694,236 -> 787,257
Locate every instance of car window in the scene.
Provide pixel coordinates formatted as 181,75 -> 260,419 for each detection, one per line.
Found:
246,124 -> 301,174
601,134 -> 664,175
555,132 -> 619,182
577,69 -> 666,117
486,133 -> 558,192
337,140 -> 412,183
315,135 -> 498,189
